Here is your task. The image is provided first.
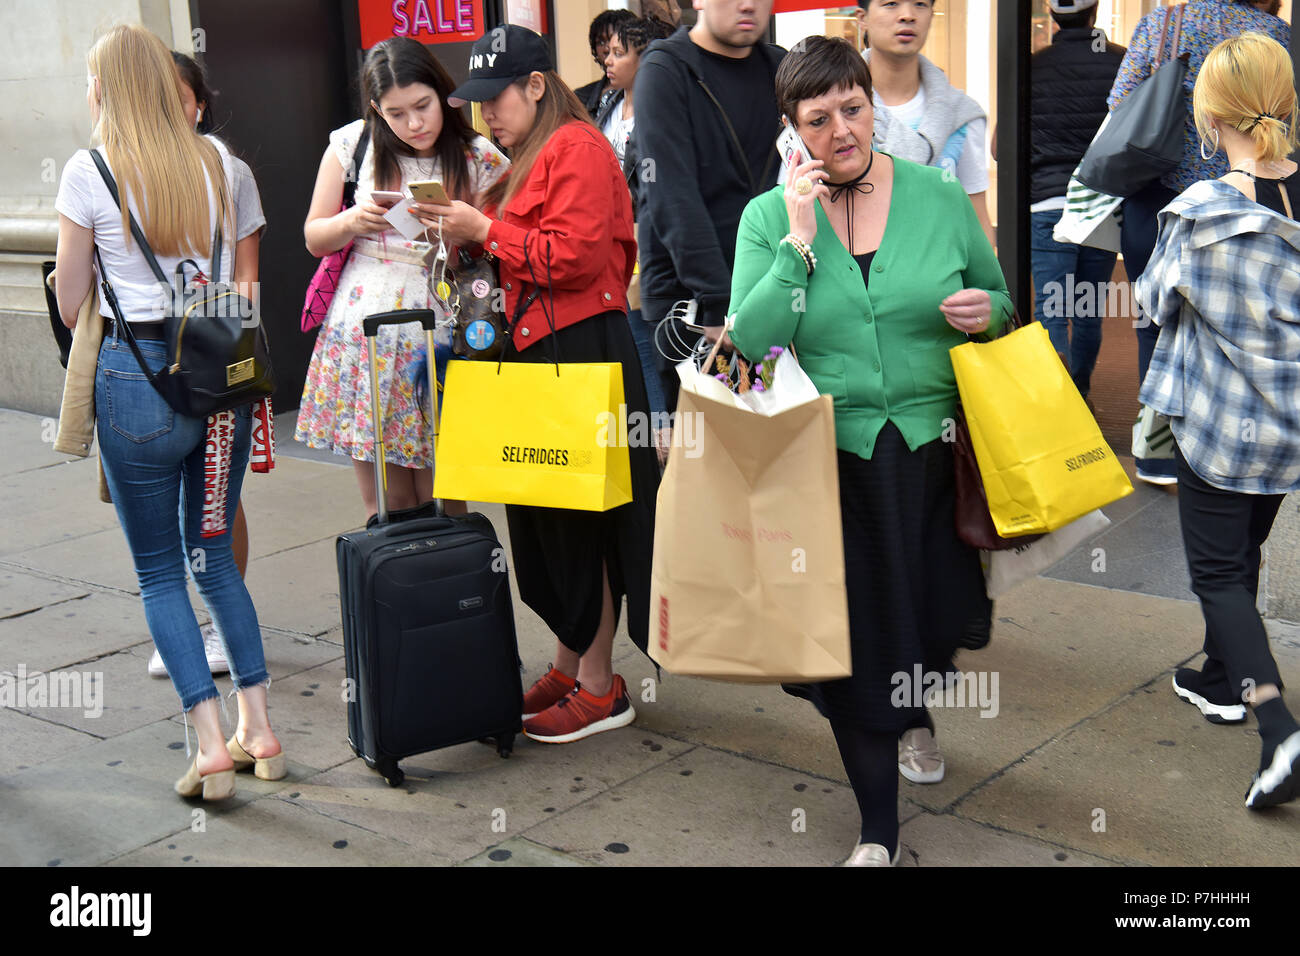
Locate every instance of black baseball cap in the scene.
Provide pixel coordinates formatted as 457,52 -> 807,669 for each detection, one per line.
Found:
448,25 -> 554,107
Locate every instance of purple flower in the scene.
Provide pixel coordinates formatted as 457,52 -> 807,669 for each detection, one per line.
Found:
715,373 -> 729,382
769,346 -> 784,357
752,380 -> 766,392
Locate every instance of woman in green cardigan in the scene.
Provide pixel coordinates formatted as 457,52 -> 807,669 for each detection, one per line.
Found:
726,36 -> 1013,867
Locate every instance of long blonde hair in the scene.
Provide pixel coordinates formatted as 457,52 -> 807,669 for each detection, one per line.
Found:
1194,32 -> 1299,166
88,24 -> 231,258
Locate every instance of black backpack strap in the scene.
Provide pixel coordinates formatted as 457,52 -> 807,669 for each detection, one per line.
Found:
89,149 -> 169,285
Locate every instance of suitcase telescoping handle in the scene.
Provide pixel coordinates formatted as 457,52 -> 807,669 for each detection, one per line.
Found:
364,309 -> 441,525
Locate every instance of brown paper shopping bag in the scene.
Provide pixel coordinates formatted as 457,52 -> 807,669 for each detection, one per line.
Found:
649,383 -> 851,683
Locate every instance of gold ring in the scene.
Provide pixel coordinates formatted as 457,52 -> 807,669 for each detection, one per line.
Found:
795,176 -> 813,196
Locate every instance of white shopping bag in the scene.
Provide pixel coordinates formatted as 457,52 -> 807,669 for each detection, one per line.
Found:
981,509 -> 1111,599
1053,160 -> 1123,253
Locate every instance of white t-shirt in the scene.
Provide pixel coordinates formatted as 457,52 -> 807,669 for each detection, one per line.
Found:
55,141 -> 242,324
602,107 -> 635,167
874,86 -> 989,195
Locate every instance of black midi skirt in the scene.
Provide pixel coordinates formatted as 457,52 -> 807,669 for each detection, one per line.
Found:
786,421 -> 992,734
498,310 -> 660,657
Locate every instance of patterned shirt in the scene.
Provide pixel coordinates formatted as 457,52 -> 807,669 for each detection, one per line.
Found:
1136,179 -> 1300,494
1107,0 -> 1290,193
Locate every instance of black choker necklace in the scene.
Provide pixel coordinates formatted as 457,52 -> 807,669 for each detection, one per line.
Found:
828,151 -> 875,254
828,149 -> 875,201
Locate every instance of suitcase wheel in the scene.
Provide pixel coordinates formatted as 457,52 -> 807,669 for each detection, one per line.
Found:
376,759 -> 404,787
496,734 -> 514,759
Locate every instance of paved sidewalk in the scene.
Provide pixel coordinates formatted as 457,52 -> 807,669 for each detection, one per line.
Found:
0,408 -> 1296,867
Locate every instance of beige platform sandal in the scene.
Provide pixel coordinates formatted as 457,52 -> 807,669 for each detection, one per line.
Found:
174,759 -> 236,800
226,735 -> 287,781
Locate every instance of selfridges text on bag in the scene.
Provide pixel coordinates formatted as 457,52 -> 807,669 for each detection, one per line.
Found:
90,150 -> 274,418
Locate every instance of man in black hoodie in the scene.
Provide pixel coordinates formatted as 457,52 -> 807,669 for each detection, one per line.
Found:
634,0 -> 784,414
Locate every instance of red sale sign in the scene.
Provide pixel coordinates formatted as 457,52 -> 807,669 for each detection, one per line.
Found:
359,0 -> 485,49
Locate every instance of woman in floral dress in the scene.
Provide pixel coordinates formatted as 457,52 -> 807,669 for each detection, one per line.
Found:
297,37 -> 507,518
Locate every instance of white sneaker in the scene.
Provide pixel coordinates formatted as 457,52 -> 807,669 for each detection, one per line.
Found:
145,623 -> 230,679
843,842 -> 900,866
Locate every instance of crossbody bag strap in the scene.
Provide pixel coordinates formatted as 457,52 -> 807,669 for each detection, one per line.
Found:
89,149 -> 170,286
694,76 -> 757,196
343,126 -> 371,208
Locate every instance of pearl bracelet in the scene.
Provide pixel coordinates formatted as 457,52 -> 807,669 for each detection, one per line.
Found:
781,234 -> 816,276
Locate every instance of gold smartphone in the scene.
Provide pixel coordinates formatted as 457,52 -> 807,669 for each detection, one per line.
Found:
408,180 -> 450,204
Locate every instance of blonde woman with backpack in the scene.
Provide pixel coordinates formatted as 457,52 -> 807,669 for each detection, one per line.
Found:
54,24 -> 282,801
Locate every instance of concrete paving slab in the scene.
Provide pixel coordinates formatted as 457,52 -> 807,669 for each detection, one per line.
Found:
0,707 -> 99,776
459,836 -> 590,867
204,537 -> 341,638
15,527 -> 140,595
0,590 -> 148,672
105,794 -> 445,867
952,662 -> 1300,866
889,578 -> 1205,813
898,812 -> 1115,867
122,627 -> 343,687
0,457 -> 122,558
236,456 -> 367,560
1044,489 -> 1194,601
0,566 -> 88,618
0,412 -> 81,477
278,727 -> 693,864
0,719 -> 276,867
3,650 -> 177,739
519,744 -> 867,866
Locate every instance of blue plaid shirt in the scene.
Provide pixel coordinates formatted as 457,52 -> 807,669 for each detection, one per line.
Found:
1137,179 -> 1300,494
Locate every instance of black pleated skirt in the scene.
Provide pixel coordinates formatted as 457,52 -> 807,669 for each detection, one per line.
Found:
499,310 -> 660,657
785,421 -> 992,733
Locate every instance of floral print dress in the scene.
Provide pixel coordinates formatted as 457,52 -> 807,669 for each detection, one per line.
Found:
295,120 -> 508,467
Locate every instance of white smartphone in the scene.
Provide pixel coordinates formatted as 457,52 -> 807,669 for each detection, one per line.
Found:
370,190 -> 406,207
776,121 -> 812,175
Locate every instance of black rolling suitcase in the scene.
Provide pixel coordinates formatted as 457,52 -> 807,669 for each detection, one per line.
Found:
337,309 -> 522,787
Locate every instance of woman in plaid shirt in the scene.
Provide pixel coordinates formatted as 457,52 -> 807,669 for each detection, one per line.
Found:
1136,33 -> 1300,810
1108,0 -> 1289,484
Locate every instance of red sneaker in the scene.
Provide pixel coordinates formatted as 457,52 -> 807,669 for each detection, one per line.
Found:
523,675 -> 636,744
522,665 -> 577,720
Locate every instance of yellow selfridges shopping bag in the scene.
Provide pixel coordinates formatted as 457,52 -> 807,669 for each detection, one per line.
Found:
433,361 -> 633,511
949,322 -> 1132,536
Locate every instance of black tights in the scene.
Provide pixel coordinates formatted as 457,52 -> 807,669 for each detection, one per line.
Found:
831,718 -> 899,849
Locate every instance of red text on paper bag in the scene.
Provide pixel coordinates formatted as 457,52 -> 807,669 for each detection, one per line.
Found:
359,0 -> 485,49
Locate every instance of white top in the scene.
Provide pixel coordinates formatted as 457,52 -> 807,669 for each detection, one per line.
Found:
873,86 -> 989,195
55,139 -> 242,324
601,107 -> 634,166
328,119 -> 509,249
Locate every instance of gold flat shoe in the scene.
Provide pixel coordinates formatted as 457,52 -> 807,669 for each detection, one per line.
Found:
174,758 -> 236,800
226,735 -> 286,781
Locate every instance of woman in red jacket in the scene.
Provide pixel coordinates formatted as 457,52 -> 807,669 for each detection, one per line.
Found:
412,25 -> 657,744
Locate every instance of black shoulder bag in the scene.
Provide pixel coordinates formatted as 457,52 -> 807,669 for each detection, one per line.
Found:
90,149 -> 275,418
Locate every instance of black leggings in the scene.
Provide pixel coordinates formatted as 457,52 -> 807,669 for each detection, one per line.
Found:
831,719 -> 900,850
1174,444 -> 1285,694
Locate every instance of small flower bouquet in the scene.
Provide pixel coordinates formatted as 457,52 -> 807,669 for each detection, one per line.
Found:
684,341 -> 819,417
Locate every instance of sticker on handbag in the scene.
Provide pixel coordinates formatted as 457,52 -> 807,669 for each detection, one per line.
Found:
226,358 -> 255,386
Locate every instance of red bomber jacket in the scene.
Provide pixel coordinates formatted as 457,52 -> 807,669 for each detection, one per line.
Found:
483,121 -> 635,351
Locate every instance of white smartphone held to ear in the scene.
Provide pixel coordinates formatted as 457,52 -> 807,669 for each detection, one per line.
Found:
776,120 -> 812,175
370,190 -> 406,208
